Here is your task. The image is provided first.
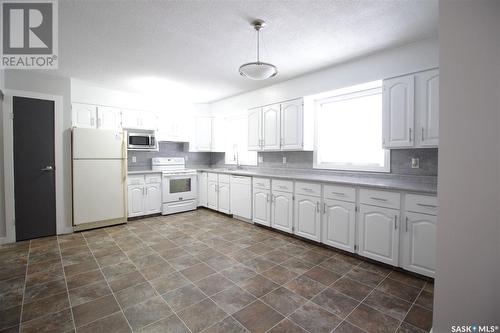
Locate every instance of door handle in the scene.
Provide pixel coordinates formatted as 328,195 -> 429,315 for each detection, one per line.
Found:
409,128 -> 412,142
421,127 -> 425,141
316,202 -> 320,213
406,216 -> 409,232
323,202 -> 326,214
394,215 -> 398,229
41,166 -> 54,171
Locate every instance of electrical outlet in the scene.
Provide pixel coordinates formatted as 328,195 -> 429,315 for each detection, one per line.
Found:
258,155 -> 263,163
132,156 -> 137,163
411,157 -> 420,169
282,156 -> 287,164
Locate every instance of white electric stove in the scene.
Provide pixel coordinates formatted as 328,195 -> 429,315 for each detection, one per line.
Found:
152,157 -> 197,215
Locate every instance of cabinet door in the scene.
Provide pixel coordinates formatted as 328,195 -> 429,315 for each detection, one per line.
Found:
128,185 -> 144,217
144,184 -> 161,215
280,99 -> 303,150
218,182 -> 230,214
212,117 -> 226,152
97,106 -> 121,129
198,173 -> 208,207
415,69 -> 439,147
271,191 -> 293,233
248,108 -> 262,150
253,189 -> 271,226
262,104 -> 281,150
294,194 -> 321,241
195,116 -> 213,151
72,103 -> 97,128
207,181 -> 218,210
322,199 -> 355,253
140,112 -> 157,131
358,205 -> 399,265
382,75 -> 415,148
402,212 -> 437,277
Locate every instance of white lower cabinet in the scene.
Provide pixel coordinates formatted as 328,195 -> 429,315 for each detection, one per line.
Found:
294,194 -> 321,242
401,212 -> 437,277
271,191 -> 293,233
358,204 -> 400,266
144,184 -> 161,215
198,172 -> 208,207
322,199 -> 356,253
218,182 -> 230,214
207,181 -> 218,210
253,188 -> 271,226
127,173 -> 162,218
128,185 -> 145,217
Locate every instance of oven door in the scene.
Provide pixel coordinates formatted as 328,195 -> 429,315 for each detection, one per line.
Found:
162,174 -> 197,203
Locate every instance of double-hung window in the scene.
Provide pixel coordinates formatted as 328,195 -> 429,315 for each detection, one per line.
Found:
314,81 -> 389,172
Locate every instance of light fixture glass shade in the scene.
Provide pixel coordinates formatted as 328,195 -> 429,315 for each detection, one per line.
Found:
239,61 -> 278,80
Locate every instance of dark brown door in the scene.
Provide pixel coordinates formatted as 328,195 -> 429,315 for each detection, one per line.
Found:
13,96 -> 56,241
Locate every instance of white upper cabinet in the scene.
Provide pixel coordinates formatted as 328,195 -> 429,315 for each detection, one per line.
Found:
415,69 -> 439,147
122,109 -> 157,130
358,204 -> 399,266
280,99 -> 303,150
72,103 -> 97,128
402,212 -> 437,277
248,98 -> 308,151
262,103 -> 281,150
248,108 -> 262,151
194,116 -> 213,151
322,198 -> 355,253
271,191 -> 293,233
382,75 -> 415,148
97,106 -> 121,129
294,194 -> 321,242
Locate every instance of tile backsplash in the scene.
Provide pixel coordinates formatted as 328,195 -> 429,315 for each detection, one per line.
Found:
127,142 -> 211,171
130,142 -> 437,178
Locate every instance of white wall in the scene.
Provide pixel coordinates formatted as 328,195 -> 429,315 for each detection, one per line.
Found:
210,38 -> 438,117
2,70 -> 73,240
434,0 -> 500,330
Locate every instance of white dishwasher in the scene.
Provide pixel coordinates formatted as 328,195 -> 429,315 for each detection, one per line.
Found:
230,175 -> 252,221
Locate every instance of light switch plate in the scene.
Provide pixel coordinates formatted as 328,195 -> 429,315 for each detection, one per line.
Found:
411,157 -> 420,169
282,156 -> 287,164
258,156 -> 263,163
132,156 -> 137,163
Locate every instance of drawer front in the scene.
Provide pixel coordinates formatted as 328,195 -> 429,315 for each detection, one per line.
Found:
360,189 -> 401,209
295,182 -> 321,197
253,177 -> 271,190
145,174 -> 162,184
128,175 -> 145,185
218,174 -> 230,184
272,179 -> 293,193
324,185 -> 356,202
230,175 -> 251,185
207,173 -> 218,182
405,194 -> 437,215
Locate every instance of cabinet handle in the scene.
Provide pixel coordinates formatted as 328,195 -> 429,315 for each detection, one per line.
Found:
394,215 -> 398,229
302,188 -> 313,192
370,197 -> 388,202
316,202 -> 320,213
266,193 -> 269,202
323,202 -> 326,214
330,191 -> 346,196
409,128 -> 412,142
406,216 -> 409,232
145,187 -> 148,195
417,203 -> 437,208
421,127 -> 425,141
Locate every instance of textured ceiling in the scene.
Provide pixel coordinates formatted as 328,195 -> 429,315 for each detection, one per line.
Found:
53,0 -> 438,102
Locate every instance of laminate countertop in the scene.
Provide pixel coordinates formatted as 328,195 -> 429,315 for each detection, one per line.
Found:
198,168 -> 437,195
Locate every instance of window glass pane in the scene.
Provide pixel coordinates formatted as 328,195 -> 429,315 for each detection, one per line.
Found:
225,116 -> 257,165
315,84 -> 389,172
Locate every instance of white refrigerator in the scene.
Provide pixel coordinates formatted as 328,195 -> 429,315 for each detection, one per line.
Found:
72,128 -> 127,230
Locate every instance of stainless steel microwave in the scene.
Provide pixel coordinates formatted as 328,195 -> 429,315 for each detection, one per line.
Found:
127,130 -> 157,150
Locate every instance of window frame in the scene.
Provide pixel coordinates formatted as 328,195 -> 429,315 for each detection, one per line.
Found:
224,115 -> 258,166
313,85 -> 390,173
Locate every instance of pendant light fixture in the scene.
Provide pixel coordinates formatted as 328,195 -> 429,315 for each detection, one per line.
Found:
239,19 -> 278,80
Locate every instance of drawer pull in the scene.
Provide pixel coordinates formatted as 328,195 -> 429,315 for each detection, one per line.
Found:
278,185 -> 287,189
371,197 -> 388,202
302,188 -> 313,192
416,203 -> 437,208
330,191 -> 346,196
316,201 -> 320,213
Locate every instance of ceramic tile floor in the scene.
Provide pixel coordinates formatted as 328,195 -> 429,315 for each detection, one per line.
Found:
0,209 -> 434,333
